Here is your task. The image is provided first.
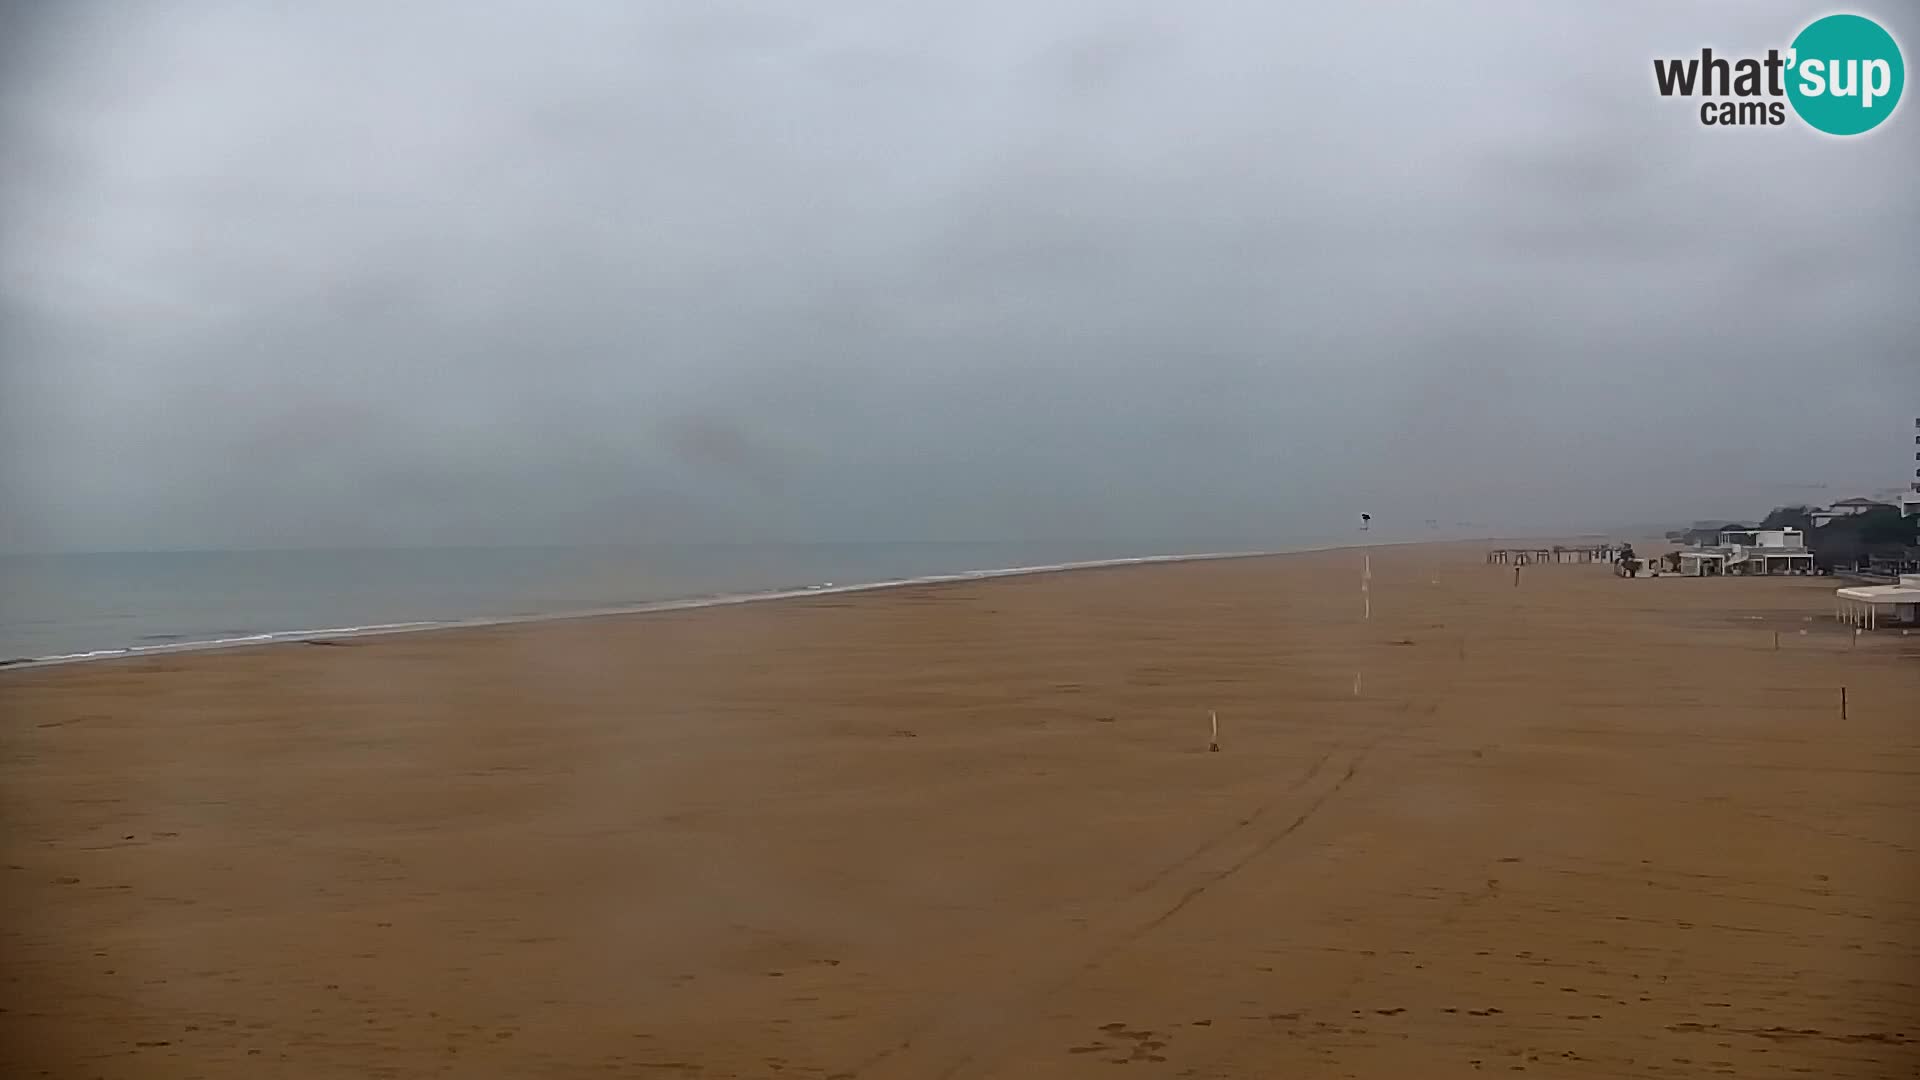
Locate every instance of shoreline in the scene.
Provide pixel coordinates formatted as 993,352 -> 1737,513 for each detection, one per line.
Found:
0,541 -> 1425,672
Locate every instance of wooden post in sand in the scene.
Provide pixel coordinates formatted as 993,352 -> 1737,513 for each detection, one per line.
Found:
1773,631 -> 1779,652
1209,710 -> 1220,753
1841,687 -> 1848,720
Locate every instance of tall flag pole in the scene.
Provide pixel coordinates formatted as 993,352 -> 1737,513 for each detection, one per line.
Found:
1359,512 -> 1373,621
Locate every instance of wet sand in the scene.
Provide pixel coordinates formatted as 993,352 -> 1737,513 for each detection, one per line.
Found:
2,542 -> 1916,1078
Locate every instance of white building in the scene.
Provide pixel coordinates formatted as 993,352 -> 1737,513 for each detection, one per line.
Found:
1689,527 -> 1814,575
1717,527 -> 1804,549
1909,413 -> 1920,514
1812,498 -> 1895,527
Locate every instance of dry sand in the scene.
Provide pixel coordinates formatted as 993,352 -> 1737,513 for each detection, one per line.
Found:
2,541 -> 1916,1079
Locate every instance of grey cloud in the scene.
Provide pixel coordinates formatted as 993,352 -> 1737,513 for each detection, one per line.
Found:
2,1 -> 1917,553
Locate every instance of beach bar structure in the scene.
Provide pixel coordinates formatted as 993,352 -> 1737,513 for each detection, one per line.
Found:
1487,545 -> 1621,566
1555,544 -> 1623,564
1835,576 -> 1920,630
1678,550 -> 1732,576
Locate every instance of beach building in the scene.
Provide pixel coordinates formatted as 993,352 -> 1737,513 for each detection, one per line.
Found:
1812,498 -> 1895,528
1677,527 -> 1814,576
1867,552 -> 1920,576
1835,575 -> 1920,629
1900,435 -> 1920,517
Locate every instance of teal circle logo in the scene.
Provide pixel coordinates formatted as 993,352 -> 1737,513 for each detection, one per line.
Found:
1786,14 -> 1904,135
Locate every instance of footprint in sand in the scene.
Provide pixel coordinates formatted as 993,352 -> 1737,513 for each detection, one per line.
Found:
1083,1025 -> 1171,1065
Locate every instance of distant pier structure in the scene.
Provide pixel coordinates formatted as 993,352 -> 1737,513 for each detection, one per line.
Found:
1486,544 -> 1621,566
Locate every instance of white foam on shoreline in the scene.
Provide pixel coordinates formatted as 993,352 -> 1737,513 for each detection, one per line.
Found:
0,541 -> 1422,673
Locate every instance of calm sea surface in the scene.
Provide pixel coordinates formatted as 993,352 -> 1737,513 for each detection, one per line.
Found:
0,539 -> 1362,663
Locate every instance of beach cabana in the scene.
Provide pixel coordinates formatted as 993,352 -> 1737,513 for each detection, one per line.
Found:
1835,581 -> 1920,630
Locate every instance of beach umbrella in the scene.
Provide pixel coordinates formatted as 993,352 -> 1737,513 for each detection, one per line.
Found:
1359,513 -> 1372,532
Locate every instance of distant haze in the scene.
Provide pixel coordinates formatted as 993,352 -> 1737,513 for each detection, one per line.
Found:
2,2 -> 1916,552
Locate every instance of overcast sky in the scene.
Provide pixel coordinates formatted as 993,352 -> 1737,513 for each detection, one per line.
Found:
2,1 -> 1916,552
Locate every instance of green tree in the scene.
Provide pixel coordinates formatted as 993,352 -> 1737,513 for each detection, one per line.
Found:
1858,507 -> 1919,546
1808,507 -> 1918,571
1760,505 -> 1814,530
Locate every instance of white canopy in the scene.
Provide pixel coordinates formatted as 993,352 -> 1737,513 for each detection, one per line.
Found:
1836,585 -> 1920,603
1835,584 -> 1920,630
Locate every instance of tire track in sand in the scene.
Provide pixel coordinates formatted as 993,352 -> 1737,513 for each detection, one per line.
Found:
845,674 -> 1457,1080
845,739 -> 1374,1080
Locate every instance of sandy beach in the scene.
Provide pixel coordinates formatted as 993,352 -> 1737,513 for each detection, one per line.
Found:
2,541 -> 1915,1079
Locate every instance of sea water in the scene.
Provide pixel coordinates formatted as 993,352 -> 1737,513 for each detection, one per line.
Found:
0,539 -> 1353,665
